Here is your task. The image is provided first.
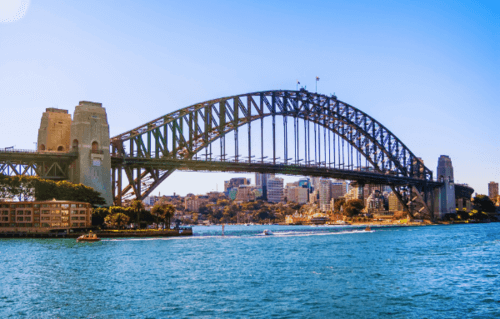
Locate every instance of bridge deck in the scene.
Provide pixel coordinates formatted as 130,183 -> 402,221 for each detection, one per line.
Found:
111,156 -> 443,187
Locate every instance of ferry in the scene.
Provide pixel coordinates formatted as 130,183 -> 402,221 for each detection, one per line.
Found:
77,231 -> 101,242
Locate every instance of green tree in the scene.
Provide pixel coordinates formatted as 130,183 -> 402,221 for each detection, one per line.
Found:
130,199 -> 145,228
151,202 -> 175,229
334,198 -> 346,213
473,195 -> 496,213
92,207 -> 110,226
105,213 -> 130,229
343,199 -> 364,217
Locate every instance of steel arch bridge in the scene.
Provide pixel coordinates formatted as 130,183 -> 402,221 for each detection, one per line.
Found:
110,90 -> 440,217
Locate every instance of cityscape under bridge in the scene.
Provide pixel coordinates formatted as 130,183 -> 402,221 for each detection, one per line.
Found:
110,90 -> 443,219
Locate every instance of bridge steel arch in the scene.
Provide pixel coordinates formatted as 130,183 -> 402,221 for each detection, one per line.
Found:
110,90 -> 437,217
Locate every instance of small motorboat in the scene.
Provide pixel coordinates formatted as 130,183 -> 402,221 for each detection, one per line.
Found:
365,226 -> 372,232
77,231 -> 100,242
262,229 -> 273,236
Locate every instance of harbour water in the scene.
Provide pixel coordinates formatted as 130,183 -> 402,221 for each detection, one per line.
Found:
1,223 -> 499,318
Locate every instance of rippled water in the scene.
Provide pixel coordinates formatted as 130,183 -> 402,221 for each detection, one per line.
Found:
1,224 -> 499,318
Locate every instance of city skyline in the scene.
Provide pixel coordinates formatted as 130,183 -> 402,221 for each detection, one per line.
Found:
1,0 -> 498,196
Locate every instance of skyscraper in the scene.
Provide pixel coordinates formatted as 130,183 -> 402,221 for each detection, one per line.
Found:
488,181 -> 499,199
255,173 -> 271,200
267,177 -> 284,203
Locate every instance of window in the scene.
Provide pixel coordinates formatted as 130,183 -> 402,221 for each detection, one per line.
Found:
57,146 -> 64,151
92,141 -> 99,153
18,204 -> 25,208
71,210 -> 78,214
79,217 -> 86,220
71,204 -> 76,208
52,223 -> 60,227
2,211 -> 8,215
34,204 -> 40,208
41,223 -> 50,227
61,204 -> 69,208
1,217 -> 8,221
79,204 -> 85,208
79,223 -> 86,226
42,204 -> 48,208
41,217 -> 50,221
42,210 -> 50,214
34,210 -> 40,214
52,216 -> 60,221
62,210 -> 69,215
62,223 -> 68,227
40,144 -> 45,151
54,210 -> 61,214
11,205 -> 16,208
72,139 -> 79,150
25,223 -> 32,227
34,223 -> 39,227
81,210 -> 87,215
25,204 -> 31,208
72,223 -> 78,227
25,217 -> 31,222
61,217 -> 68,221
71,217 -> 78,220
10,223 -> 15,227
34,217 -> 39,221
17,217 -> 23,221
17,211 -> 23,215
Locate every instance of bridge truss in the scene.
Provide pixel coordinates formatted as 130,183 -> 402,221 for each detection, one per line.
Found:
111,90 -> 440,218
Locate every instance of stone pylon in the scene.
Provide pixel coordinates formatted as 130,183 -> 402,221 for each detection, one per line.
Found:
68,101 -> 112,206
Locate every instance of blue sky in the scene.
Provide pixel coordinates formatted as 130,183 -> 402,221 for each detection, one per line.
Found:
1,0 -> 499,196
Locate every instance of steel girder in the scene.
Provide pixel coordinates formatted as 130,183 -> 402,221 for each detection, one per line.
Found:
111,90 -> 435,205
0,151 -> 77,180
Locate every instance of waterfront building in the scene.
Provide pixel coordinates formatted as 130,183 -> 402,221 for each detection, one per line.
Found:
267,177 -> 284,203
388,192 -> 404,212
488,181 -> 499,199
0,199 -> 92,232
365,190 -> 386,214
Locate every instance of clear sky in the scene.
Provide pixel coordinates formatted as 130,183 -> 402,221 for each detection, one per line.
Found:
1,0 -> 499,196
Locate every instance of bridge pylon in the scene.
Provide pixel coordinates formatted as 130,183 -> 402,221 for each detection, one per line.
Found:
68,101 -> 112,206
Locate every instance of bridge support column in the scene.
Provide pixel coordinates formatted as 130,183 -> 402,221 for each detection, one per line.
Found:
69,101 -> 113,206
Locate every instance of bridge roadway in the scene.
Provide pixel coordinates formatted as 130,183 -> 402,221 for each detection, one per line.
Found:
110,156 -> 444,188
0,149 -> 78,179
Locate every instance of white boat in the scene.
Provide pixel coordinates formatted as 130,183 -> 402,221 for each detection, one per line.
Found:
262,229 -> 273,236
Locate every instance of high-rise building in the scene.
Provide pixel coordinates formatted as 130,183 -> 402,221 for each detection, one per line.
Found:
319,178 -> 332,211
488,181 -> 499,199
255,173 -> 271,199
224,178 -> 250,194
331,181 -> 347,199
285,186 -> 308,204
267,177 -> 284,203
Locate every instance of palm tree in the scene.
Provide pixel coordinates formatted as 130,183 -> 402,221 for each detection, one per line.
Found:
151,203 -> 164,229
130,199 -> 145,228
163,204 -> 175,229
